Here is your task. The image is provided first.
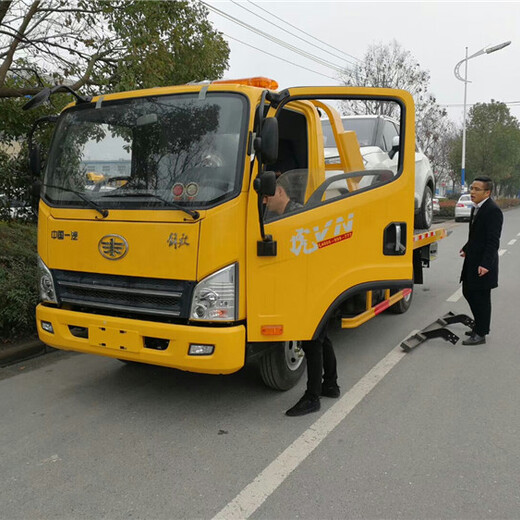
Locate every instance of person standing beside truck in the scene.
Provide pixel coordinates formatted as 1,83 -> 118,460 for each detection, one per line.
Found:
286,331 -> 340,417
459,176 -> 503,345
263,174 -> 340,416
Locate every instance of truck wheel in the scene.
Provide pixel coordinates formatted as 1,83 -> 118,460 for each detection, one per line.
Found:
389,288 -> 413,314
415,186 -> 433,229
259,341 -> 305,391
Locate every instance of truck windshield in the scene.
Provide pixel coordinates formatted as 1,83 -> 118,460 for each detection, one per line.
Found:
43,93 -> 248,210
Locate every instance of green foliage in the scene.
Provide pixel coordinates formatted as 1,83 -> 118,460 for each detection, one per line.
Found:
1,1 -> 229,98
449,101 -> 520,197
0,222 -> 38,340
0,0 -> 230,212
102,1 -> 230,91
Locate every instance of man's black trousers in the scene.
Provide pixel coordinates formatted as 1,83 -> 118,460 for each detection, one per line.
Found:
462,283 -> 492,336
301,332 -> 337,397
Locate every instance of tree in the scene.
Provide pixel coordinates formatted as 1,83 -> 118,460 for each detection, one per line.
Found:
449,101 -> 520,197
0,0 -> 230,220
339,40 -> 451,173
0,0 -> 229,98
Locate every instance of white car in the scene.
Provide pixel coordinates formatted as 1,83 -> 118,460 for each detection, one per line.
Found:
321,115 -> 436,229
455,193 -> 473,221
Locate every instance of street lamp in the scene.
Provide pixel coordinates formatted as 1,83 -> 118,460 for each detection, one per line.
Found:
454,41 -> 511,191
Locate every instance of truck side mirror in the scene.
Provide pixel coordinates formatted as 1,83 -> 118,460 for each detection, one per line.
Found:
30,146 -> 41,177
253,170 -> 277,197
254,117 -> 279,165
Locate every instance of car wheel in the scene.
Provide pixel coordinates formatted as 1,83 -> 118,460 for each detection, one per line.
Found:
415,186 -> 433,229
259,340 -> 305,391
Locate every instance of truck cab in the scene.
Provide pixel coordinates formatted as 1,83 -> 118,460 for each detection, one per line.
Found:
32,78 -> 420,390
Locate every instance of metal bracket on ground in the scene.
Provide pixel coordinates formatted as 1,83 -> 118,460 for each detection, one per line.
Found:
400,312 -> 475,352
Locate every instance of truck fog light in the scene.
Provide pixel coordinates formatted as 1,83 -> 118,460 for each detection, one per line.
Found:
188,344 -> 215,356
41,321 -> 54,333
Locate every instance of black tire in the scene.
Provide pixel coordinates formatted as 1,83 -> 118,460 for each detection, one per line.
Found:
389,287 -> 413,314
415,185 -> 433,229
259,340 -> 305,391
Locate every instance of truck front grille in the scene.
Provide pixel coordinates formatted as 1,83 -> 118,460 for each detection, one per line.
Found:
53,270 -> 195,320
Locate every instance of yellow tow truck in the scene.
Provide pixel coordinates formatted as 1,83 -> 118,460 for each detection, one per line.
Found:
26,77 -> 446,390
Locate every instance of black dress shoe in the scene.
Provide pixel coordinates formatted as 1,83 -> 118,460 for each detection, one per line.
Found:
286,394 -> 320,416
321,384 -> 340,398
462,334 -> 486,345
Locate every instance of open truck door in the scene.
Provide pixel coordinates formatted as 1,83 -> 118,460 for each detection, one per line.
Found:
247,86 -> 416,347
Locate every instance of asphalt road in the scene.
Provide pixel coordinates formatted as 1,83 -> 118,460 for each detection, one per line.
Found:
2,208 -> 520,520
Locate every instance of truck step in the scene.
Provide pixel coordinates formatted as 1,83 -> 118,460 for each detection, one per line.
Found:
400,312 -> 475,352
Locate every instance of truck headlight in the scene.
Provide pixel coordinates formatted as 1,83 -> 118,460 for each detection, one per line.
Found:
190,263 -> 237,322
38,257 -> 58,304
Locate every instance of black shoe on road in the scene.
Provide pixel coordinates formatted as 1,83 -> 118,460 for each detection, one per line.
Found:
321,384 -> 340,398
462,334 -> 486,345
286,394 -> 321,417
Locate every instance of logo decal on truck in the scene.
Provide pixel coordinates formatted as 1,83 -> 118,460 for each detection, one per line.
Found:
290,214 -> 354,256
167,232 -> 190,249
98,234 -> 128,260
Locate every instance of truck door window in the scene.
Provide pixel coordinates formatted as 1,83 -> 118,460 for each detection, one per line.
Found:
305,97 -> 403,209
263,105 -> 309,222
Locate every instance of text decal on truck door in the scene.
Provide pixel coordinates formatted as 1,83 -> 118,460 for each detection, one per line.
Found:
290,214 -> 354,256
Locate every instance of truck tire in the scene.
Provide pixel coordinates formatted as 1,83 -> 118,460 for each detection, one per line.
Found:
415,185 -> 433,229
389,287 -> 413,314
259,340 -> 305,391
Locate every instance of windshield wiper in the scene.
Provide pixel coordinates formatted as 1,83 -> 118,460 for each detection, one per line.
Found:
104,192 -> 200,220
43,184 -> 109,218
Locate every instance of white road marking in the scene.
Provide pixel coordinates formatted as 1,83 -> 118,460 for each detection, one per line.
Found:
507,239 -> 516,246
212,342 -> 411,520
517,232 -> 520,237
499,249 -> 507,256
447,287 -> 463,302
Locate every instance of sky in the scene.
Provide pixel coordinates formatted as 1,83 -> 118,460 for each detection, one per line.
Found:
206,1 -> 520,125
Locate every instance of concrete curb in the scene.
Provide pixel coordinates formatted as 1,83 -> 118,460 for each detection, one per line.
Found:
0,338 -> 51,367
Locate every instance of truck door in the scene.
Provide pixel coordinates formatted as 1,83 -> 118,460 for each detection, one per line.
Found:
246,87 -> 416,343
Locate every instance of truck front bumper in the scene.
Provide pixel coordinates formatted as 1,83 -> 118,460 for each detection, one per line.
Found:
36,304 -> 246,374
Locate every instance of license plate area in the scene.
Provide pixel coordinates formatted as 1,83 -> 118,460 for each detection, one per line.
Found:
89,326 -> 141,353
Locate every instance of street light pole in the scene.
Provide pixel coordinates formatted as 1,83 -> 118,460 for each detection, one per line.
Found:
461,47 -> 469,190
454,40 -> 511,192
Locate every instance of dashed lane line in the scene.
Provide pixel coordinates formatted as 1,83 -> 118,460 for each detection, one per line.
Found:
211,340 -> 412,520
499,249 -> 507,256
507,239 -> 516,246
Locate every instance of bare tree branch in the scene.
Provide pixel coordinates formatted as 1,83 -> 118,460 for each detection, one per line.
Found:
0,0 -> 40,85
0,1 -> 13,26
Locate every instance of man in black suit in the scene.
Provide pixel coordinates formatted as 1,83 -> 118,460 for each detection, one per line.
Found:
459,176 -> 503,345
